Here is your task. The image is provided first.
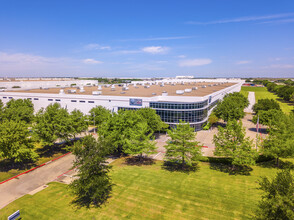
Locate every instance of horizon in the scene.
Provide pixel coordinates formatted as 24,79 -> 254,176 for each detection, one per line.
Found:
0,0 -> 294,78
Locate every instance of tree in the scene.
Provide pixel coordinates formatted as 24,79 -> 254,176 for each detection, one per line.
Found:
34,103 -> 71,146
214,92 -> 248,121
252,109 -> 283,126
0,99 -> 3,121
69,135 -> 112,208
89,106 -> 111,130
165,120 -> 202,166
213,120 -> 257,167
3,98 -> 34,123
255,169 -> 294,220
123,121 -> 156,159
261,113 -> 294,167
253,99 -> 281,114
208,112 -> 219,126
98,109 -> 144,154
69,109 -> 88,138
0,120 -> 38,162
137,107 -> 168,135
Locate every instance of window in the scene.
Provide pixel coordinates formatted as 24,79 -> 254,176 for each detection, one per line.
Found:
79,100 -> 86,103
8,97 -> 13,99
71,100 -> 77,102
3,97 -> 7,99
55,99 -> 61,102
34,98 -> 39,100
27,98 -> 32,100
48,99 -> 53,101
88,101 -> 94,103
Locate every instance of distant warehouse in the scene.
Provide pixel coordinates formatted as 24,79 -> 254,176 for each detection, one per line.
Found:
0,78 -> 244,131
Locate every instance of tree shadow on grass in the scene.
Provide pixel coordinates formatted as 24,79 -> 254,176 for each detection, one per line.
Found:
208,157 -> 253,176
0,159 -> 35,172
256,158 -> 294,170
124,156 -> 155,166
162,161 -> 200,174
0,140 -> 75,173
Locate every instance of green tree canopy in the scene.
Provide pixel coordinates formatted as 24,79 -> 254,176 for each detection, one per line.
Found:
255,169 -> 294,220
213,120 -> 257,167
0,99 -> 3,121
34,103 -> 71,146
253,99 -> 281,114
0,120 -> 38,162
165,120 -> 202,166
69,109 -> 88,138
137,107 -> 168,135
214,92 -> 248,121
98,109 -> 144,154
252,109 -> 284,126
262,113 -> 294,167
70,135 -> 112,208
89,105 -> 111,129
123,121 -> 156,158
3,98 -> 34,123
208,112 -> 219,126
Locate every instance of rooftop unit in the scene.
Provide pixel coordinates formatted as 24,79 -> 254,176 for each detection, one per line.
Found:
176,90 -> 185,95
92,91 -> 102,95
184,89 -> 192,93
68,89 -> 76,94
192,87 -> 198,90
162,91 -> 168,96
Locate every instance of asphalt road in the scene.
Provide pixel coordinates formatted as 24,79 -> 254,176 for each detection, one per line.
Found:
0,153 -> 75,209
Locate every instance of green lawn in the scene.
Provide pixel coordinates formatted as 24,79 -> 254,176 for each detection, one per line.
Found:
0,158 -> 279,220
0,144 -> 69,182
241,86 -> 294,114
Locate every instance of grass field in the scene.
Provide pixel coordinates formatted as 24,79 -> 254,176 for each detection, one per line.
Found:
241,86 -> 294,114
0,158 -> 279,220
0,143 -> 69,182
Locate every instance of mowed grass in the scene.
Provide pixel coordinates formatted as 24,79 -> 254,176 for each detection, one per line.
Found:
0,143 -> 68,182
0,158 -> 278,220
241,86 -> 294,114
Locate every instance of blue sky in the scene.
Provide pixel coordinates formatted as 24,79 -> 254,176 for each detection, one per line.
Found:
0,0 -> 294,78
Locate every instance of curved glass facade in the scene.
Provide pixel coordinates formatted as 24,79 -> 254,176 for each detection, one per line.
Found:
149,100 -> 208,110
149,101 -> 209,131
154,109 -> 207,123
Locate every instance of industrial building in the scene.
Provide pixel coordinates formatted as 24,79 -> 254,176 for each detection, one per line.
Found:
0,78 -> 244,131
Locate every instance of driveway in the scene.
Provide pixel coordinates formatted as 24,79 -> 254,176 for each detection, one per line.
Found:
0,153 -> 75,209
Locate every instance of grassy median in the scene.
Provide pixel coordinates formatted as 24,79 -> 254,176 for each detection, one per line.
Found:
241,87 -> 293,114
0,158 -> 280,220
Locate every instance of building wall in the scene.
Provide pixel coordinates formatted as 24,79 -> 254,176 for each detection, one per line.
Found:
0,79 -> 243,130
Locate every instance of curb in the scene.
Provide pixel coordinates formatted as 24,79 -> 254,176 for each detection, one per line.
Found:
0,152 -> 72,185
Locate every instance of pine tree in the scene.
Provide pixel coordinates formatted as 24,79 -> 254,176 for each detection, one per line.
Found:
165,120 -> 201,166
213,119 -> 257,167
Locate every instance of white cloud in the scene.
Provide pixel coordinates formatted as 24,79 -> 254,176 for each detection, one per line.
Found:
156,60 -> 168,64
114,50 -> 141,54
178,55 -> 186,58
269,64 -> 294,69
236,60 -> 252,65
187,13 -> 294,25
179,58 -> 212,67
141,46 -> 169,54
84,43 -> 111,50
259,18 -> 294,24
83,58 -> 103,64
0,52 -> 61,64
118,36 -> 194,41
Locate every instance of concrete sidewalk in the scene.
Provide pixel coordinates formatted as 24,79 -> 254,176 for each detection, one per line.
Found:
244,92 -> 255,113
0,153 -> 75,209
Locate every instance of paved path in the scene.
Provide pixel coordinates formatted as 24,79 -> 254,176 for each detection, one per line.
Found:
0,153 -> 75,209
244,92 -> 255,113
